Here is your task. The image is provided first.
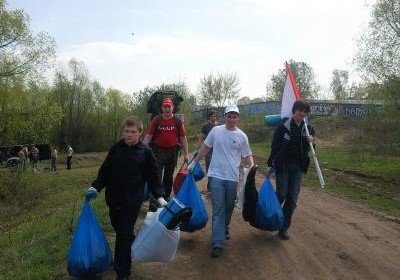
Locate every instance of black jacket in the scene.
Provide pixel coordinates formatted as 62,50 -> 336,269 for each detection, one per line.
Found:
92,140 -> 165,208
267,118 -> 314,173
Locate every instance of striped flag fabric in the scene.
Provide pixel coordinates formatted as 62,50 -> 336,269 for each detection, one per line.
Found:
280,62 -> 301,119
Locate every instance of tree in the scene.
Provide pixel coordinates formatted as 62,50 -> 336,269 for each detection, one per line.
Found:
330,69 -> 350,100
0,0 -> 56,78
53,59 -> 95,150
266,60 -> 320,100
355,0 -> 400,103
197,72 -> 240,107
237,96 -> 251,105
355,0 -> 400,82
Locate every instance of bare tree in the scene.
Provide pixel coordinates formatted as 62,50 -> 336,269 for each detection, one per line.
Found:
197,72 -> 240,107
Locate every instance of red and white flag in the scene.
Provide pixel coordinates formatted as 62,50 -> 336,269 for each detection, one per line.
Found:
280,62 -> 301,119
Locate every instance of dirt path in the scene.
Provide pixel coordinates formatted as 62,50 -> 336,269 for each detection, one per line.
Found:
68,172 -> 400,280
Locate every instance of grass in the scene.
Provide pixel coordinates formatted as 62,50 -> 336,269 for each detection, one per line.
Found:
302,174 -> 400,216
0,158 -> 112,280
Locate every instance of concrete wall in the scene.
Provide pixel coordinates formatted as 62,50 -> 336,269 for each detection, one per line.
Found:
192,100 -> 384,119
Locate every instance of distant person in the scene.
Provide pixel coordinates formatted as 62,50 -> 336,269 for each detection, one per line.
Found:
18,147 -> 25,171
51,147 -> 58,171
23,146 -> 29,169
195,109 -> 218,192
189,104 -> 254,258
143,97 -> 188,209
86,116 -> 167,280
66,144 -> 73,170
266,100 -> 315,240
30,145 -> 39,172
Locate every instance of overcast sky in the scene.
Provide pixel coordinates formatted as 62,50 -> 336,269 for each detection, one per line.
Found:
10,0 -> 374,99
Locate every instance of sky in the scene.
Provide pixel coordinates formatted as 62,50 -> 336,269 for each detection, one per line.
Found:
9,0 -> 374,99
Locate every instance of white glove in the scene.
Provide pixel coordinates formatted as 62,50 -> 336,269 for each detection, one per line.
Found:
157,197 -> 168,207
86,186 -> 98,201
187,160 -> 196,171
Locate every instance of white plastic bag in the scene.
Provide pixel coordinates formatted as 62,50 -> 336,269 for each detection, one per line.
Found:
235,167 -> 250,210
131,208 -> 180,262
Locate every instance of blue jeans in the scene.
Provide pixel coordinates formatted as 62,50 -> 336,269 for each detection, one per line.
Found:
275,163 -> 303,231
209,177 -> 237,248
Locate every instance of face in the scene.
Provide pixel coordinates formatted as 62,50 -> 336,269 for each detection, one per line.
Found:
122,125 -> 141,145
209,113 -> 217,123
293,109 -> 308,122
224,112 -> 239,127
161,105 -> 173,116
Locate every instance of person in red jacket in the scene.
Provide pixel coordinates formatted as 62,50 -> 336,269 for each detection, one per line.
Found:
143,97 -> 189,203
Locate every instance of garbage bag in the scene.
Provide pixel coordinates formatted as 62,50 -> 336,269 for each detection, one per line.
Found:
254,177 -> 284,231
192,162 -> 205,181
176,173 -> 208,232
242,165 -> 258,224
131,209 -> 180,262
67,200 -> 113,277
235,166 -> 251,210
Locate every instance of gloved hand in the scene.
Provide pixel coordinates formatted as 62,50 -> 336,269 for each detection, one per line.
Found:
157,197 -> 168,207
85,186 -> 98,201
187,160 -> 197,171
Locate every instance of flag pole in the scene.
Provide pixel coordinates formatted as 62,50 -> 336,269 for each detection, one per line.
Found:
304,118 -> 325,189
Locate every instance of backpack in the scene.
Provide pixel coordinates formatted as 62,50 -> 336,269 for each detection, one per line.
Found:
147,90 -> 184,120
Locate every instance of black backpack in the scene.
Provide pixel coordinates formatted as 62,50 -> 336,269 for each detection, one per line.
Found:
147,90 -> 184,120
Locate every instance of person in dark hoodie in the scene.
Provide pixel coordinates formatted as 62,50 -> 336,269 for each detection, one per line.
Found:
85,116 -> 167,280
267,100 -> 315,240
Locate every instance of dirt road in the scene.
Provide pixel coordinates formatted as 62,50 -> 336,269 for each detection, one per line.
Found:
75,173 -> 400,280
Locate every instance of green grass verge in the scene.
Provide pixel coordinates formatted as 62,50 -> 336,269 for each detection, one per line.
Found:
0,165 -> 111,280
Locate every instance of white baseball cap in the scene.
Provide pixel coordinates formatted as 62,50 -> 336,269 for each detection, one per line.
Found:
224,104 -> 240,115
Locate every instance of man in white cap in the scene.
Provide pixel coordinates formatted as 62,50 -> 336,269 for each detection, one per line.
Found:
189,104 -> 254,257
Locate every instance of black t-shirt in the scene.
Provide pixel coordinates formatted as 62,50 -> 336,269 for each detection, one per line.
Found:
286,119 -> 303,164
201,122 -> 217,137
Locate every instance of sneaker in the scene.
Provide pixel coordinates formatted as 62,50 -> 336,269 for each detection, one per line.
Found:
225,231 -> 230,240
278,229 -> 290,240
211,247 -> 223,258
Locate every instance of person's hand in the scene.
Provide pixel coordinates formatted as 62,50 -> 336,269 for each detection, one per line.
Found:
187,160 -> 196,171
266,166 -> 274,177
183,155 -> 189,163
157,197 -> 168,207
85,186 -> 98,201
308,135 -> 315,143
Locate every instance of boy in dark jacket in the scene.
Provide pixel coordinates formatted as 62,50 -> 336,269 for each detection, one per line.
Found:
267,100 -> 315,240
86,116 -> 167,280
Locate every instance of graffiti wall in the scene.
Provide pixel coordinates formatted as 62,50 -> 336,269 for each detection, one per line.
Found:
192,101 -> 383,120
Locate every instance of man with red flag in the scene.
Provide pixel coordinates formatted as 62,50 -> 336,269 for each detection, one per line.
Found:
266,63 -> 316,240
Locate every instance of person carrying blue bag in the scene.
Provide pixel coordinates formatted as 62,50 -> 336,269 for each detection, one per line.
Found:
67,200 -> 113,277
85,116 -> 167,280
266,100 -> 315,240
175,172 -> 208,232
189,104 -> 254,258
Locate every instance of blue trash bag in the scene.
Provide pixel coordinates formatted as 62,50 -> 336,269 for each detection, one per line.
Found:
143,183 -> 150,201
176,173 -> 208,232
192,162 -> 205,181
255,178 -> 284,231
67,200 -> 113,277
